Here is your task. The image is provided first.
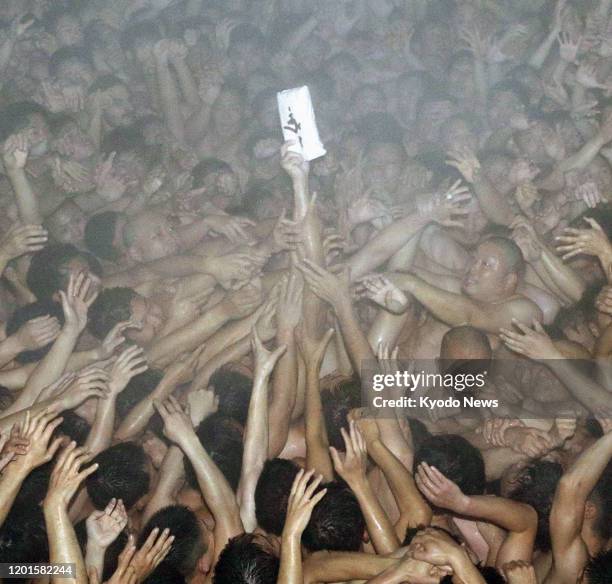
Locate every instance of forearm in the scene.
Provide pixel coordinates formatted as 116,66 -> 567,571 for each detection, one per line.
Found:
269,333 -> 297,458
556,132 -> 606,173
172,58 -> 200,107
304,363 -> 334,481
0,396 -> 63,432
369,440 -> 431,528
472,173 -> 515,226
142,446 -> 185,525
85,543 -> 105,580
277,533 -> 303,584
0,465 -> 28,526
303,551 -> 396,584
0,335 -> 24,368
7,168 -> 42,224
351,479 -> 400,554
43,505 -> 87,584
547,359 -> 612,413
539,248 -> 586,302
464,495 -> 536,536
348,214 -> 429,280
335,301 -> 376,375
84,396 -> 115,456
239,372 -> 270,532
193,336 -> 251,390
529,26 -> 560,69
149,304 -> 230,367
155,57 -> 186,144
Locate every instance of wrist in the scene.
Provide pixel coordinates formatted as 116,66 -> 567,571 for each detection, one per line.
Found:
5,333 -> 24,354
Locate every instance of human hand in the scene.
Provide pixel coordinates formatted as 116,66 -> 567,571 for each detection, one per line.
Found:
2,133 -> 29,171
346,190 -> 388,227
108,345 -> 148,396
205,214 -> 256,244
459,23 -> 490,59
410,527 -> 464,569
86,498 -> 128,550
417,181 -> 471,228
553,0 -> 569,32
0,425 -> 30,472
13,314 -> 60,351
154,395 -> 195,447
44,442 -> 98,509
206,250 -> 266,289
574,181 -> 603,209
166,38 -> 189,61
58,367 -> 110,410
504,426 -> 553,458
349,407 -> 381,446
52,158 -> 93,193
329,420 -> 368,487
251,327 -> 286,380
356,274 -> 409,314
281,142 -> 309,184
283,469 -> 326,537
322,230 -> 346,267
445,147 -> 481,183
296,326 -> 334,372
96,321 -> 139,360
11,409 -> 63,473
415,463 -> 470,513
481,417 -> 524,447
94,153 -> 128,202
271,209 -> 302,252
186,386 -> 218,427
576,62 -> 604,90
0,224 -> 48,261
297,259 -> 351,311
557,31 -> 581,63
502,561 -> 537,584
555,217 -> 611,260
131,527 -> 174,581
152,39 -> 172,63
499,319 -> 560,361
550,414 -> 577,446
223,281 -> 264,319
595,284 -> 612,316
59,271 -> 99,335
511,219 -> 542,263
276,271 -> 304,333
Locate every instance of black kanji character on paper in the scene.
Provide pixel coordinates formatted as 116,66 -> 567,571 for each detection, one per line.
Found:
283,107 -> 303,147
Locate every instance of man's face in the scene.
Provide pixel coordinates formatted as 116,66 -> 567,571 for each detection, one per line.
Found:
363,143 -> 404,196
25,114 -> 50,157
128,211 -> 180,262
102,85 -> 134,128
462,241 -> 514,301
113,152 -> 147,192
46,202 -> 86,244
56,15 -> 84,47
53,122 -> 96,160
127,294 -> 164,345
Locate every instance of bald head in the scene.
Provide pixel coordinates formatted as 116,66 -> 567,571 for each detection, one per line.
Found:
440,325 -> 492,362
485,236 -> 525,277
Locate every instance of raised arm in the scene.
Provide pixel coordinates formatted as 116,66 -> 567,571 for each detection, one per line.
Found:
238,330 -> 285,532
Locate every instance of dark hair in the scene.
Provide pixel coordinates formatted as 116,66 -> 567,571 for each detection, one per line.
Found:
6,300 -> 64,364
210,369 -> 252,427
584,550 -> 612,584
26,244 -> 102,301
88,74 -> 125,95
140,506 -> 205,576
54,410 -> 91,445
100,125 -> 146,158
192,158 -> 233,188
507,461 -> 563,551
414,435 -> 485,496
85,212 -> 122,260
87,287 -> 136,339
184,414 -> 243,492
117,369 -> 164,420
403,525 -> 459,546
86,442 -> 150,510
14,462 -> 53,507
213,534 -> 279,584
143,565 -> 187,584
589,465 -> 612,540
0,101 -> 47,142
255,459 -> 300,535
321,379 -> 361,450
229,24 -> 265,50
302,482 -> 365,552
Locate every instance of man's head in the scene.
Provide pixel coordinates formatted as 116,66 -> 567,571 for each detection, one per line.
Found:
209,369 -> 253,427
255,459 -> 300,535
191,158 -> 240,211
49,47 -> 94,92
50,115 -> 96,161
45,201 -> 87,245
439,325 -> 492,378
88,76 -> 134,128
462,237 -> 525,302
140,506 -> 210,577
0,102 -> 50,157
86,442 -> 151,510
213,533 -> 279,584
88,287 -> 164,345
302,481 -> 365,552
26,244 -> 103,302
414,435 -> 485,497
363,141 -> 406,197
123,210 -> 180,263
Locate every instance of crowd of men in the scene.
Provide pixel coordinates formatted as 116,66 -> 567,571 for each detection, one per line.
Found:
0,0 -> 609,582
